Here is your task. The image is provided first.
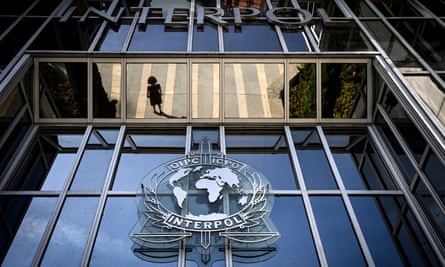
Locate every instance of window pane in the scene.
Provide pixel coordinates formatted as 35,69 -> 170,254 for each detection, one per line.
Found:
351,197 -> 404,266
225,63 -> 284,118
282,30 -> 310,51
94,63 -> 121,118
225,130 -> 298,190
289,63 -> 316,118
39,62 -> 88,118
192,25 -> 218,51
128,23 -> 187,51
234,196 -> 318,266
316,21 -> 373,52
321,63 -> 367,119
96,22 -> 131,51
291,129 -> 337,189
91,197 -> 175,266
127,63 -> 187,119
69,129 -> 118,191
192,63 -> 219,119
2,197 -> 57,266
224,23 -> 282,52
41,197 -> 98,266
311,196 -> 366,267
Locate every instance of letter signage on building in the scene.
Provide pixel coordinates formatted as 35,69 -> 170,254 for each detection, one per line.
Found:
130,139 -> 279,266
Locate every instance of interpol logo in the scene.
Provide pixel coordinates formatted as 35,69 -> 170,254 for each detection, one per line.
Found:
130,150 -> 279,265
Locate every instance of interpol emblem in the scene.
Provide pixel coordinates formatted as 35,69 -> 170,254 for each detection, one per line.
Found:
130,143 -> 279,265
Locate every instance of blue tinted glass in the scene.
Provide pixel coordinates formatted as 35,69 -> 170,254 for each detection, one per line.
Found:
193,25 -> 218,51
224,24 -> 281,52
42,197 -> 99,266
2,198 -> 57,266
129,23 -> 187,51
351,197 -> 404,266
91,197 -> 177,266
332,153 -> 365,189
282,30 -> 310,51
234,196 -> 318,266
297,150 -> 338,189
228,154 -> 298,190
113,153 -> 184,190
41,153 -> 76,190
97,23 -> 130,51
70,150 -> 114,190
311,196 -> 366,267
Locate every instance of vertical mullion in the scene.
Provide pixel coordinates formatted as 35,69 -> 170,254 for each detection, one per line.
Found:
81,125 -> 126,266
31,125 -> 93,266
316,126 -> 376,267
284,126 -> 328,266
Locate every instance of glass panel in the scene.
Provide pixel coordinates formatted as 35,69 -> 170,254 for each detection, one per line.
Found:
93,63 -> 121,118
404,75 -> 445,115
69,129 -> 118,190
41,154 -> 76,191
389,20 -> 445,70
113,129 -> 186,190
422,149 -> 445,202
311,196 -> 366,267
224,63 -> 284,118
127,63 -> 187,119
192,63 -> 219,119
361,20 -> 422,69
233,196 -> 318,266
128,23 -> 187,51
350,197 -> 404,266
415,182 -> 445,244
321,63 -> 367,119
0,17 -> 44,67
224,23 -> 282,52
288,63 -> 316,118
41,197 -> 99,266
325,131 -> 368,189
380,89 -> 427,163
192,25 -> 219,51
282,29 -> 310,52
39,62 -> 88,118
225,129 -> 298,190
1,197 -> 57,266
362,143 -> 397,190
91,197 -> 176,266
30,18 -> 99,51
316,21 -> 373,51
96,21 -> 131,51
291,129 -> 338,189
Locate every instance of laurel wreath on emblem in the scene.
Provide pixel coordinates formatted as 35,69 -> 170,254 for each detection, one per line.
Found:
137,169 -> 275,244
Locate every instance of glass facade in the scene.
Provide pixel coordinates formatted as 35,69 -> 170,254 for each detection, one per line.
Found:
0,0 -> 444,267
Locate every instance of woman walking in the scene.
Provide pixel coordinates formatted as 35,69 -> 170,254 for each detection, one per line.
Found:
146,76 -> 163,114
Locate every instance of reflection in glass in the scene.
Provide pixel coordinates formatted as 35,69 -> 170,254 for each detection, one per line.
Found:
225,63 -> 284,118
94,63 -> 121,118
39,62 -> 88,118
41,154 -> 76,190
288,63 -> 316,118
192,25 -> 218,51
224,23 -> 281,52
96,22 -> 130,51
321,63 -> 367,118
91,197 -> 176,266
292,129 -> 338,189
316,21 -> 372,51
2,198 -> 57,266
225,130 -> 298,190
234,196 -> 318,266
282,30 -> 310,52
311,196 -> 366,267
128,23 -> 187,51
192,63 -> 219,118
41,197 -> 98,266
69,129 -> 118,190
127,64 -> 187,119
350,197 -> 404,266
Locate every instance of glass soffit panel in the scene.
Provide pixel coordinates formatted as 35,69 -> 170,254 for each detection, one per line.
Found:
123,130 -> 186,149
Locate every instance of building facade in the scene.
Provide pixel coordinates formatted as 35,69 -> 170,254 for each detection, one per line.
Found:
0,0 -> 444,266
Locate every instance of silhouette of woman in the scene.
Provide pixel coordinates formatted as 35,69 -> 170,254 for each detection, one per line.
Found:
146,76 -> 163,114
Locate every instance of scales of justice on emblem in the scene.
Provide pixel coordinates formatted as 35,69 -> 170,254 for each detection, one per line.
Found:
130,138 -> 280,266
